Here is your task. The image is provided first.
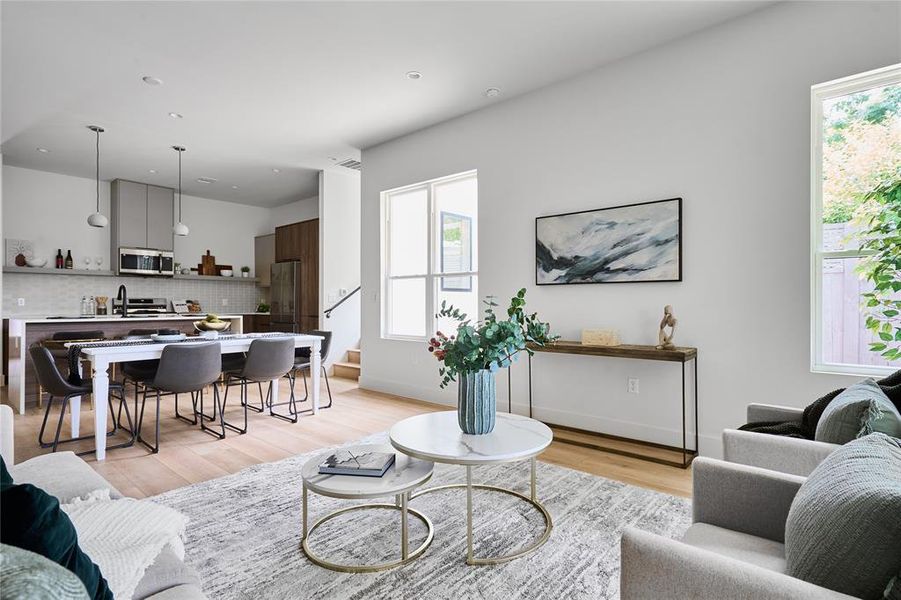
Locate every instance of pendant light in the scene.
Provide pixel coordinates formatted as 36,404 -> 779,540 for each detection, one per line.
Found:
172,145 -> 189,236
86,125 -> 108,227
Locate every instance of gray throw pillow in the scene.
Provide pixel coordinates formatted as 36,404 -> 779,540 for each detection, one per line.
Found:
815,378 -> 901,444
785,433 -> 901,600
0,543 -> 89,600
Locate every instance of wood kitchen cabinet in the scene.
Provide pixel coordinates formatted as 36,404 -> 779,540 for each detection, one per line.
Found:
274,219 -> 320,330
242,314 -> 270,333
254,234 -> 275,287
110,179 -> 174,252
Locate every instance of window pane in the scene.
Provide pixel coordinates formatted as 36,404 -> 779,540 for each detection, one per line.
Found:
821,257 -> 900,368
439,212 -> 473,278
389,187 -> 428,276
388,277 -> 426,337
435,275 -> 479,337
434,175 -> 478,272
820,83 -> 901,251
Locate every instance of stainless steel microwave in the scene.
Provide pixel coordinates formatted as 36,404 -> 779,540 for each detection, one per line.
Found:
118,247 -> 175,276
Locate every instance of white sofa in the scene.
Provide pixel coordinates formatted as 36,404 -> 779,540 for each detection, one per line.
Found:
722,403 -> 839,477
0,404 -> 206,600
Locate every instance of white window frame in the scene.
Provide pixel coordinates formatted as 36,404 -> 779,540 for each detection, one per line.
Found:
810,63 -> 901,376
381,170 -> 478,341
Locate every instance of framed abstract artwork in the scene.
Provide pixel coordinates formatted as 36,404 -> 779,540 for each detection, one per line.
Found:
535,197 -> 682,285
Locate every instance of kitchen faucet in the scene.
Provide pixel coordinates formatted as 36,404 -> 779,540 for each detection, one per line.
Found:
116,284 -> 128,317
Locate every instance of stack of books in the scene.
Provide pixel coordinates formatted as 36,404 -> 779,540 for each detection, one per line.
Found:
318,450 -> 396,477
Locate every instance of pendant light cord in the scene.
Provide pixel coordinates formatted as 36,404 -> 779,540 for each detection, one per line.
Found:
95,129 -> 100,212
177,148 -> 183,222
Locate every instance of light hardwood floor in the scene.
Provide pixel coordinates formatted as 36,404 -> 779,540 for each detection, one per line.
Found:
6,378 -> 692,498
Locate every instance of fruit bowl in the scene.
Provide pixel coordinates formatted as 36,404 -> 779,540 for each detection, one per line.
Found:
26,257 -> 47,267
194,319 -> 231,332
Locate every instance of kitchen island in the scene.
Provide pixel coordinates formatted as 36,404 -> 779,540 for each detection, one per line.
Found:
4,314 -> 245,414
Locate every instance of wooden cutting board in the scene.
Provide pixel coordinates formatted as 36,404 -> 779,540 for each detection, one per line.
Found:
200,250 -> 216,276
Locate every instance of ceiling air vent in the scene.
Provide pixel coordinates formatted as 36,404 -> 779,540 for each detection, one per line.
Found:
196,177 -> 218,184
336,158 -> 362,171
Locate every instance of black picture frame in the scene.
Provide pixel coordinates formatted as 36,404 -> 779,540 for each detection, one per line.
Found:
535,197 -> 682,286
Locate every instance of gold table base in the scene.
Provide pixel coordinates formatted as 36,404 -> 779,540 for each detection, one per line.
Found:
301,501 -> 435,573
411,459 -> 553,566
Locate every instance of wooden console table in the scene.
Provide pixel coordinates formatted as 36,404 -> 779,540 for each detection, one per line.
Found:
519,341 -> 698,468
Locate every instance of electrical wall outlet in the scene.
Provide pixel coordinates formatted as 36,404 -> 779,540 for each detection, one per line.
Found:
17,298 -> 25,307
221,298 -> 229,307
627,377 -> 640,394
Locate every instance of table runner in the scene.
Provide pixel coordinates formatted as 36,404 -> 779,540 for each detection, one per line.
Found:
65,333 -> 297,385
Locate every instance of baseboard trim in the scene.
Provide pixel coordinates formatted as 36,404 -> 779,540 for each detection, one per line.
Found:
359,375 -> 720,457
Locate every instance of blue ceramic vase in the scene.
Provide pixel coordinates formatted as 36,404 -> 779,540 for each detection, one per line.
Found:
457,369 -> 496,434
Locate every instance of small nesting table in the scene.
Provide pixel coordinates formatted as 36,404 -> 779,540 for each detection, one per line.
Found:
300,444 -> 435,573
390,411 -> 554,565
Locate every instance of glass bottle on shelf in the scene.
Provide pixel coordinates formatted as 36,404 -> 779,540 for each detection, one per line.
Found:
65,250 -> 73,269
56,249 -> 64,269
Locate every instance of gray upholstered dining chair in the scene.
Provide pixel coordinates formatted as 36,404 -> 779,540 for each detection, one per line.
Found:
221,337 -> 297,428
38,330 -> 105,409
289,330 -> 333,411
135,342 -> 223,453
29,344 -> 135,455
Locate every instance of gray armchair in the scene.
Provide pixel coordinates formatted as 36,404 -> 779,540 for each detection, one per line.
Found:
620,458 -> 857,600
722,403 -> 839,476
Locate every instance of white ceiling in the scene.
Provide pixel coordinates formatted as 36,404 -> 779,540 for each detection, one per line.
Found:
1,1 -> 771,207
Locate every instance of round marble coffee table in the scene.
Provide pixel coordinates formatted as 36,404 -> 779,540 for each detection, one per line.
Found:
389,411 -> 553,565
300,444 -> 435,573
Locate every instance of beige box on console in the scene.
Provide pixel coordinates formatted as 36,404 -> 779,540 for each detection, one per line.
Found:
581,329 -> 621,346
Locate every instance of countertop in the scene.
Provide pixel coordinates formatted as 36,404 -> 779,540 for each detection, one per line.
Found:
7,314 -> 246,324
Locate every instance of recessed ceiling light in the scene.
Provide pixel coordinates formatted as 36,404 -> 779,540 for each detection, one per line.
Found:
232,185 -> 239,190
406,71 -> 422,80
328,156 -> 337,162
485,87 -> 501,97
36,147 -> 50,153
142,76 -> 163,86
196,177 -> 217,184
148,169 -> 158,174
272,168 -> 280,174
168,112 -> 183,119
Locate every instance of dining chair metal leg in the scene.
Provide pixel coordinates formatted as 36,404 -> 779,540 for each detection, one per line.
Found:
136,388 -> 162,454
220,378 -> 248,435
200,383 -> 227,439
268,375 -> 299,423
175,391 -> 199,425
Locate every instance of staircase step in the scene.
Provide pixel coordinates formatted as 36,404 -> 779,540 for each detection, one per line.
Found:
333,361 -> 360,380
346,348 -> 361,364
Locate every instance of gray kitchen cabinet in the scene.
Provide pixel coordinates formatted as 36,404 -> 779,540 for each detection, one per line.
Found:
113,180 -> 149,248
255,233 -> 275,287
110,180 -> 175,272
146,185 -> 174,251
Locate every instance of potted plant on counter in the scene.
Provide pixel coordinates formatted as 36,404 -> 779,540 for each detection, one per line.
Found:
240,266 -> 251,278
428,288 -> 557,434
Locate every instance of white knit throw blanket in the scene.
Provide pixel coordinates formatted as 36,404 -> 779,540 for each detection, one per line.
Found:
62,490 -> 189,600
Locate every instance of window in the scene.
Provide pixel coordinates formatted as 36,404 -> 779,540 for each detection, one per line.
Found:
382,171 -> 478,340
811,64 -> 901,376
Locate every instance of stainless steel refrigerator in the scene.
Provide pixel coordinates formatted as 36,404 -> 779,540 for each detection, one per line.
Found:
270,261 -> 318,333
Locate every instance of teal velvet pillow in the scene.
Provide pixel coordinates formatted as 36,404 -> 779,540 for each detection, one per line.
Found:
785,433 -> 901,599
0,458 -> 112,600
815,379 -> 901,444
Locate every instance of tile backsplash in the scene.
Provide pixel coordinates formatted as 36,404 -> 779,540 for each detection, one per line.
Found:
2,273 -> 266,316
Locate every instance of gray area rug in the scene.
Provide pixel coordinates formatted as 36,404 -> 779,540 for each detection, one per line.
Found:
153,432 -> 690,599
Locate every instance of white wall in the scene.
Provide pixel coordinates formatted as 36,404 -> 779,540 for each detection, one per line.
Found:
174,193 -> 270,277
2,165 -> 274,276
320,169 -> 361,367
360,1 -> 901,457
2,165 -> 112,269
269,195 -> 319,230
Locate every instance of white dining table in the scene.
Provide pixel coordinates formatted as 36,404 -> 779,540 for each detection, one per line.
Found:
66,333 -> 323,460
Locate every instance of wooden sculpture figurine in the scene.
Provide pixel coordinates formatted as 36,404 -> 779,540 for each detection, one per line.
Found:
656,305 -> 677,350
